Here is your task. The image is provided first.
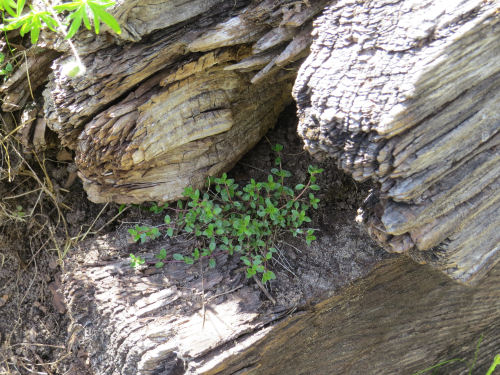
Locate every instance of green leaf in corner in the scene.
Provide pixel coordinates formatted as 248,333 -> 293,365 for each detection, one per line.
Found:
0,0 -> 17,17
88,1 -> 121,35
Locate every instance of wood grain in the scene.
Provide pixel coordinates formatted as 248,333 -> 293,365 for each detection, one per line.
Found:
293,0 -> 500,283
36,0 -> 329,204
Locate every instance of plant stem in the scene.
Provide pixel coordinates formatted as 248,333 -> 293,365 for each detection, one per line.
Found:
42,0 -> 84,68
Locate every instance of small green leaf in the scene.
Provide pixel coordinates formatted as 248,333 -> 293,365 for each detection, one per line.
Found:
40,13 -> 57,31
173,253 -> 184,261
53,3 -> 80,12
184,256 -> 194,265
272,143 -> 283,152
209,258 -> 216,268
262,270 -> 276,283
246,267 -> 256,278
65,7 -> 83,38
129,254 -> 145,267
156,248 -> 167,260
0,0 -> 17,17
241,256 -> 251,266
155,261 -> 164,268
89,1 -> 121,34
17,0 -> 26,16
193,248 -> 200,260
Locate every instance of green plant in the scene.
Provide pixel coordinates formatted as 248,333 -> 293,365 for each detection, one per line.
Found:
129,144 -> 323,284
53,0 -> 120,39
486,355 -> 499,375
1,0 -> 120,44
129,253 -> 145,267
0,0 -> 121,77
0,52 -> 13,77
127,224 -> 161,244
412,335 -> 499,375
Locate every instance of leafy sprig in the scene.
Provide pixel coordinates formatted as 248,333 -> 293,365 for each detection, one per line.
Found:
53,0 -> 121,39
129,145 -> 323,284
0,52 -> 13,76
0,0 -> 121,45
0,0 -> 17,17
3,7 -> 57,44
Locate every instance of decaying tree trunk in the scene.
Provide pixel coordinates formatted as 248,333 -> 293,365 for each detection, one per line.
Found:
2,0 -> 499,374
60,231 -> 499,375
3,0 -> 496,284
0,0 -> 329,203
293,0 -> 500,284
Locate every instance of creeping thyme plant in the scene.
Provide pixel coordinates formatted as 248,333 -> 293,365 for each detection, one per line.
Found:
128,144 -> 323,284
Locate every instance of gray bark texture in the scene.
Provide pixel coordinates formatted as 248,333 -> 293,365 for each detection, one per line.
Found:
0,0 -> 328,203
60,222 -> 387,375
61,232 -> 500,375
2,1 -> 499,373
293,0 -> 500,284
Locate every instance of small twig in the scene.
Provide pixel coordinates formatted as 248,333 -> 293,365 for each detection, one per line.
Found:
2,187 -> 42,200
237,162 -> 266,173
206,285 -> 243,303
252,275 -> 276,305
28,347 -> 53,375
280,240 -> 302,253
80,202 -> 109,242
95,204 -> 129,233
200,260 -> 206,328
23,51 -> 34,101
273,251 -> 297,277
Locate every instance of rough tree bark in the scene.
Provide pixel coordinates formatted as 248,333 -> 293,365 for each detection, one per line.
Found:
1,0 -> 498,374
60,232 -> 499,375
293,0 -> 499,284
0,0 -> 329,203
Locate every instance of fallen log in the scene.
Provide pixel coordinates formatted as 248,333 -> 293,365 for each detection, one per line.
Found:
293,0 -> 500,284
61,230 -> 500,375
1,1 -> 498,373
60,213 -> 388,375
9,0 -> 327,203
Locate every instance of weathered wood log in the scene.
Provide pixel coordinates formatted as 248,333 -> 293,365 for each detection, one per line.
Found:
293,0 -> 500,284
60,219 -> 386,375
61,230 -> 500,375
0,0 -> 326,203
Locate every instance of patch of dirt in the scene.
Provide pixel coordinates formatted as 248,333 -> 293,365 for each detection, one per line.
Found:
0,103 -> 388,374
0,150 -> 124,374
